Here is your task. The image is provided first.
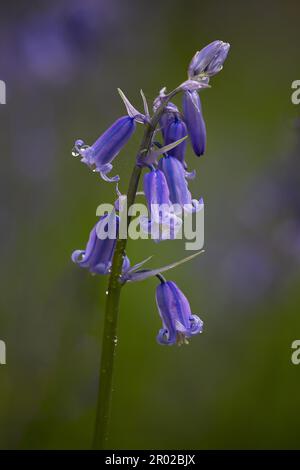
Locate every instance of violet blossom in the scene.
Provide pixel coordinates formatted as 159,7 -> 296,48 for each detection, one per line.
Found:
158,155 -> 203,212
72,212 -> 130,274
156,280 -> 203,345
188,40 -> 230,80
72,116 -> 136,182
140,168 -> 182,241
182,90 -> 206,157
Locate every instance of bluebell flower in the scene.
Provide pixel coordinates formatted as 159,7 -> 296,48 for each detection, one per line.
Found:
182,90 -> 206,157
72,116 -> 136,182
158,155 -> 203,211
159,102 -> 180,138
144,168 -> 171,208
140,168 -> 182,241
72,213 -> 130,274
188,40 -> 230,79
163,114 -> 188,165
156,280 -> 203,345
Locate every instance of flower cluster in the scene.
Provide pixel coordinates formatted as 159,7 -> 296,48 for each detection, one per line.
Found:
71,40 -> 230,345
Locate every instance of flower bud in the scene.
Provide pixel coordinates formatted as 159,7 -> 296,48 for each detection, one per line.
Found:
182,90 -> 206,157
188,40 -> 230,79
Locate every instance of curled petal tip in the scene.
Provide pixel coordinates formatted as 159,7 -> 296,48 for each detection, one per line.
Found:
157,329 -> 173,345
72,139 -> 94,164
100,172 -> 120,183
94,163 -> 120,183
185,169 -> 196,180
190,315 -> 204,335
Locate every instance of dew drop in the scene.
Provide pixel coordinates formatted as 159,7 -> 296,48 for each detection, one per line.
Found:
72,148 -> 80,157
105,290 -> 109,295
113,336 -> 118,345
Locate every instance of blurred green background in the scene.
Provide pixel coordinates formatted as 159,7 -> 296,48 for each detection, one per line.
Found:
1,0 -> 300,450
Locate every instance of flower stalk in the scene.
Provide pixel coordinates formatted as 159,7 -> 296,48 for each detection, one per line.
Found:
92,93 -> 178,450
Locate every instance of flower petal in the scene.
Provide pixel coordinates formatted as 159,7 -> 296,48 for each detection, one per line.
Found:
182,91 -> 206,157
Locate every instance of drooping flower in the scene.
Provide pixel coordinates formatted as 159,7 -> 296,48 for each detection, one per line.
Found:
144,168 -> 171,209
159,102 -> 180,138
71,212 -> 130,274
72,116 -> 136,182
188,40 -> 230,80
163,114 -> 188,165
158,155 -> 203,211
182,90 -> 206,157
156,280 -> 203,345
140,168 -> 182,241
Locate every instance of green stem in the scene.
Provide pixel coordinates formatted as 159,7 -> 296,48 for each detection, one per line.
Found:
92,91 -> 179,449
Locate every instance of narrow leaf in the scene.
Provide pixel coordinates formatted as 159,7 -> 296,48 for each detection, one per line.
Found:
121,250 -> 204,282
140,89 -> 150,118
117,88 -> 145,123
145,135 -> 188,165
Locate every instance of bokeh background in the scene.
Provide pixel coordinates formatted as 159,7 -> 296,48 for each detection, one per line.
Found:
1,0 -> 300,450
